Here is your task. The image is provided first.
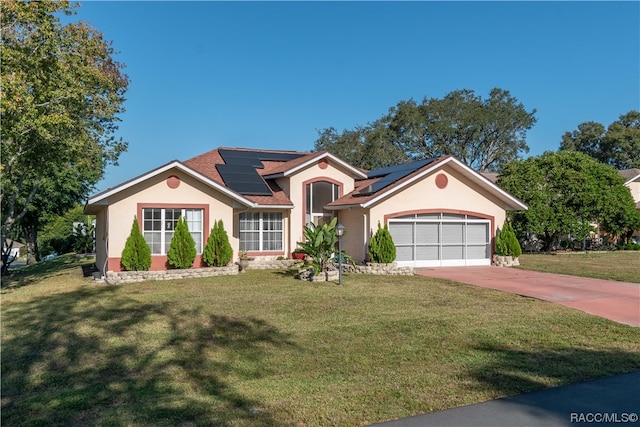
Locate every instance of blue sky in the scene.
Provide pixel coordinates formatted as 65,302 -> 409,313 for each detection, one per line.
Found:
68,1 -> 640,193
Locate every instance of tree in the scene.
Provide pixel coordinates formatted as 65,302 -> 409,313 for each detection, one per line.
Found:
315,88 -> 536,171
1,1 -> 128,269
315,121 -> 411,170
497,151 -> 640,250
560,111 -> 640,169
202,220 -> 233,267
167,217 -> 197,269
38,205 -> 90,258
368,222 -> 396,263
121,217 -> 151,271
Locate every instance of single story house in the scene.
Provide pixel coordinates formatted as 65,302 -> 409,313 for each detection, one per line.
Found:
84,147 -> 527,275
620,168 -> 640,239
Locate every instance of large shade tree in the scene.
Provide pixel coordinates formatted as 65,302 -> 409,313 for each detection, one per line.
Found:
1,1 -> 128,271
497,151 -> 640,250
560,110 -> 640,169
315,88 -> 536,171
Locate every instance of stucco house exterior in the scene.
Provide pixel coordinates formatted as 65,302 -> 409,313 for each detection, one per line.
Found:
620,168 -> 640,239
84,147 -> 527,275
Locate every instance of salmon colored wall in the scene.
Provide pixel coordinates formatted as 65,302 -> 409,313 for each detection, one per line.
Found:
104,170 -> 237,272
626,180 -> 640,204
368,165 -> 507,238
287,160 -> 357,247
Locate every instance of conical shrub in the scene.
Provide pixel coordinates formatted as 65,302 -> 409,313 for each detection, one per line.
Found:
121,216 -> 151,271
167,217 -> 197,269
368,222 -> 396,263
202,219 -> 233,267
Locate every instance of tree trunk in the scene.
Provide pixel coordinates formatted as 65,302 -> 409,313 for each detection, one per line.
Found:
22,223 -> 40,264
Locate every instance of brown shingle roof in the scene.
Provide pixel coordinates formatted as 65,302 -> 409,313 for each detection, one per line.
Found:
619,169 -> 640,182
258,152 -> 319,176
183,147 -> 313,206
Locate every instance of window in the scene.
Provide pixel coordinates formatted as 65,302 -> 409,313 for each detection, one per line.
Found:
306,181 -> 339,225
239,212 -> 283,252
142,208 -> 203,254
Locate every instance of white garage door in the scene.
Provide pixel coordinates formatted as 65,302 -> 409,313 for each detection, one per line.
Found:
389,213 -> 491,267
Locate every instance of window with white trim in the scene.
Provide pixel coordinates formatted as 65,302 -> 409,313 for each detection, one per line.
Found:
142,208 -> 203,254
239,212 -> 283,252
306,181 -> 339,225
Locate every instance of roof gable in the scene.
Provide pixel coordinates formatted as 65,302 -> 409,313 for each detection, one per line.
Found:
329,156 -> 527,211
262,151 -> 368,179
86,160 -> 256,210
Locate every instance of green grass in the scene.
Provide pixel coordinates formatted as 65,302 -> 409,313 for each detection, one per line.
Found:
518,251 -> 640,283
2,254 -> 639,426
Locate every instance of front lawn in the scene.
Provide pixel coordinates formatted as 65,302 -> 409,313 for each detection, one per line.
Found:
518,251 -> 640,283
2,255 -> 639,426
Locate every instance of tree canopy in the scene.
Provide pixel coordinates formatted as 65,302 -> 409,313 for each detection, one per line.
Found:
1,0 -> 128,266
560,110 -> 640,169
497,151 -> 640,250
315,88 -> 536,171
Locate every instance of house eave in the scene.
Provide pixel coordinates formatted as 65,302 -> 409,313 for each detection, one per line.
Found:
361,156 -> 528,211
86,161 -> 256,208
624,174 -> 640,186
263,152 -> 368,180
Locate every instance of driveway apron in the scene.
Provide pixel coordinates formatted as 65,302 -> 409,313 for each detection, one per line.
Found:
415,267 -> 640,327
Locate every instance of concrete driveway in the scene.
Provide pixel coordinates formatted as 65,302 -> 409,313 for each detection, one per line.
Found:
416,267 -> 640,327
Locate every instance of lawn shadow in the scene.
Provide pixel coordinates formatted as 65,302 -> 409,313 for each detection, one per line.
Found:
468,341 -> 640,395
1,254 -> 95,290
2,284 -> 298,426
464,341 -> 640,422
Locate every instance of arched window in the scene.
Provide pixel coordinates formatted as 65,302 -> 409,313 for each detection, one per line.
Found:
305,181 -> 339,225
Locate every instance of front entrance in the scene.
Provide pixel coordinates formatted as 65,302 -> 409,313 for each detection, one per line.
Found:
388,213 -> 491,267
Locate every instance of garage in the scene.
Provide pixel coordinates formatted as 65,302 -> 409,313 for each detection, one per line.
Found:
389,213 -> 491,267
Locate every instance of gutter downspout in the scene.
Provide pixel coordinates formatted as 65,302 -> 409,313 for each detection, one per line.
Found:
363,211 -> 368,262
102,208 -> 109,279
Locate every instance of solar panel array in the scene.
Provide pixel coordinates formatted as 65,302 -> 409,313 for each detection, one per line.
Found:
358,158 -> 437,195
216,149 -> 305,195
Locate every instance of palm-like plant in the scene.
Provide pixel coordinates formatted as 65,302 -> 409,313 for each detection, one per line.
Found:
296,217 -> 338,274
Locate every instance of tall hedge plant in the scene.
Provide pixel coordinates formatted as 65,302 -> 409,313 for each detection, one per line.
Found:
167,217 -> 197,269
202,219 -> 233,267
368,222 -> 396,263
121,216 -> 151,271
496,220 -> 522,258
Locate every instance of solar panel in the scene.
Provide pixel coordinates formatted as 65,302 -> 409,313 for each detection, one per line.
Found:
216,149 -> 306,195
359,158 -> 437,195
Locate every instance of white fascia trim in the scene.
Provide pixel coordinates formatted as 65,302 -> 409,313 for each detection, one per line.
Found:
362,157 -> 528,211
266,152 -> 368,179
624,174 -> 640,186
87,161 -> 256,207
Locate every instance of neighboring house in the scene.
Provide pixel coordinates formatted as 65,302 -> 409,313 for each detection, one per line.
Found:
620,168 -> 640,239
3,240 -> 24,260
84,147 -> 527,275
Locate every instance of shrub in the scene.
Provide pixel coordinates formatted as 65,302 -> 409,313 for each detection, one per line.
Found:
167,217 -> 197,269
202,219 -> 233,267
618,242 -> 640,251
297,217 -> 339,274
496,220 -> 522,258
121,216 -> 151,271
368,222 -> 396,263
